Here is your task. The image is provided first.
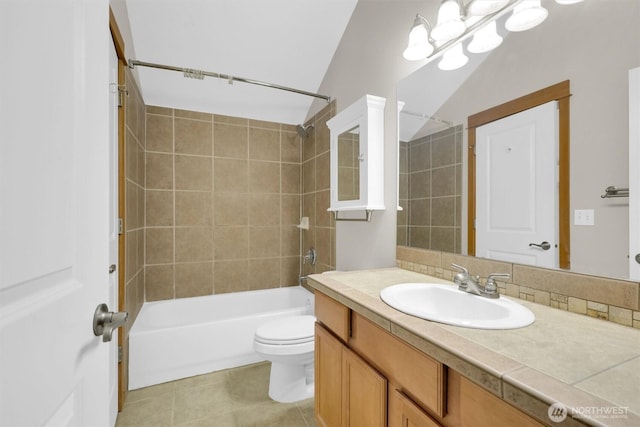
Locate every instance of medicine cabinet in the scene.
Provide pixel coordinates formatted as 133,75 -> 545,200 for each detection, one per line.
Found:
326,94 -> 386,218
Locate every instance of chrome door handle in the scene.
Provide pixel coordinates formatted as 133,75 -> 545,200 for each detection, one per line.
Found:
529,241 -> 551,250
93,303 -> 128,343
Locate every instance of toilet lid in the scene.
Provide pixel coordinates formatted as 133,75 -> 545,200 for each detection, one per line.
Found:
255,315 -> 316,345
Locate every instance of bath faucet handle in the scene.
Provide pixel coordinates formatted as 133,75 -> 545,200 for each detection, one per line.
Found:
451,263 -> 470,288
485,273 -> 511,294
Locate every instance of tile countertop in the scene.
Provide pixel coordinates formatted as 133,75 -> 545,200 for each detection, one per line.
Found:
306,268 -> 640,427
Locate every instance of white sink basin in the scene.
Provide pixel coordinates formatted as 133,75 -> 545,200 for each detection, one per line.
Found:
380,283 -> 535,329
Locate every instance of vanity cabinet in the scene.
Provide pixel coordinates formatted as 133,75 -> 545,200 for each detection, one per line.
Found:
314,290 -> 546,427
315,322 -> 387,427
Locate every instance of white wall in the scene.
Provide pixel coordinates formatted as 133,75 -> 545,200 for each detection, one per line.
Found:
310,0 -> 431,270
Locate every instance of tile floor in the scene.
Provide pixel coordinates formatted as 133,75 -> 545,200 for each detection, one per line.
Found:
116,362 -> 317,427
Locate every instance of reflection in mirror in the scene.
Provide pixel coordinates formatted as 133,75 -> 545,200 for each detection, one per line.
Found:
337,126 -> 360,201
396,0 -> 639,280
398,125 -> 463,253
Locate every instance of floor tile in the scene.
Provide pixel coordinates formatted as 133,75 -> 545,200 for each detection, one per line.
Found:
117,362 -> 317,427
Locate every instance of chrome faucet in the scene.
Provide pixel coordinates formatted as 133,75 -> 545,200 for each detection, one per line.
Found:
451,264 -> 510,299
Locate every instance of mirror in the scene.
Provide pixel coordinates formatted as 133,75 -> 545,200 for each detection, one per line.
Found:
327,94 -> 386,213
338,126 -> 361,201
397,1 -> 639,279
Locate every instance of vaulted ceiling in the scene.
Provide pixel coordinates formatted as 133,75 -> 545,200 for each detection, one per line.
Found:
125,0 -> 358,125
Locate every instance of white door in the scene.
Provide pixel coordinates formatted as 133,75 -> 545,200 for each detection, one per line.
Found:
475,101 -> 558,268
0,1 -> 117,426
107,30 -> 121,427
630,67 -> 640,280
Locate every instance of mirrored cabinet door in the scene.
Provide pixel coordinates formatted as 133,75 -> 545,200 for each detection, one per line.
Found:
327,94 -> 386,213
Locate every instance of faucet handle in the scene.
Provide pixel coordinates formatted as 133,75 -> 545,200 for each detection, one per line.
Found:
485,273 -> 511,293
451,263 -> 469,275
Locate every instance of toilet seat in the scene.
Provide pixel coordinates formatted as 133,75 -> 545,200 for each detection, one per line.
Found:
254,315 -> 315,346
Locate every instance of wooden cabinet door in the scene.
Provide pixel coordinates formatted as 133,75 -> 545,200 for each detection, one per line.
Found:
389,389 -> 443,427
315,323 -> 344,427
342,347 -> 387,427
454,372 -> 545,427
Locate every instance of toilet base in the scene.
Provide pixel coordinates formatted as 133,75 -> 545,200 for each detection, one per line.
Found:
267,360 -> 315,403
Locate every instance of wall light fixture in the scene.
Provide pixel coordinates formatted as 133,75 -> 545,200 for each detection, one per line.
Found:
403,0 -> 584,70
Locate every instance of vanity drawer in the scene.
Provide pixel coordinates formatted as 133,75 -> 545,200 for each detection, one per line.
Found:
349,312 -> 446,419
315,291 -> 350,342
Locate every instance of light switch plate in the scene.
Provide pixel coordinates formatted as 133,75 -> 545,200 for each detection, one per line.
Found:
575,209 -> 595,226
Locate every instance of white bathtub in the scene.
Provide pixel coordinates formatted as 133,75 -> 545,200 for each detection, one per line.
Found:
128,286 -> 315,390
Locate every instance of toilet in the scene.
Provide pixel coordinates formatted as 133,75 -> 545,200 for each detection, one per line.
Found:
253,315 -> 316,403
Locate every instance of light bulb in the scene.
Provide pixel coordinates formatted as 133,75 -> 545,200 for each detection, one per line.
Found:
505,0 -> 548,32
438,43 -> 468,70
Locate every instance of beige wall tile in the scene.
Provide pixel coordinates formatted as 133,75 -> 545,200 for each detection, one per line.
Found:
175,109 -> 212,121
175,191 -> 212,226
302,125 -> 316,162
249,258 -> 280,290
250,226 -> 281,258
513,265 -> 639,310
249,193 -> 280,226
315,190 -> 332,228
146,190 -> 173,226
431,197 -> 455,226
175,155 -> 212,191
248,119 -> 280,130
281,225 -> 300,257
214,114 -> 248,126
214,123 -> 248,159
281,131 -> 300,163
175,262 -> 213,298
568,297 -> 587,314
281,195 -> 300,226
302,158 -> 315,193
145,265 -> 174,301
302,193 -> 315,226
175,227 -> 213,262
214,260 -> 249,293
249,128 -> 280,161
214,226 -> 248,260
146,105 -> 173,116
609,306 -> 633,326
146,153 -> 173,190
214,158 -> 248,193
316,151 -> 330,191
315,112 -> 331,154
126,181 -> 140,230
146,114 -> 173,153
214,192 -> 248,226
281,163 -> 300,195
175,118 -> 212,156
146,228 -> 174,264
281,257 -> 300,287
249,160 -> 280,193
431,166 -> 456,197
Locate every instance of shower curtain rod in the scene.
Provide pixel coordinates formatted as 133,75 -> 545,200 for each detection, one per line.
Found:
128,59 -> 331,103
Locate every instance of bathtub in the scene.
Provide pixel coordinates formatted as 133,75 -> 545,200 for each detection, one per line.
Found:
128,286 -> 315,390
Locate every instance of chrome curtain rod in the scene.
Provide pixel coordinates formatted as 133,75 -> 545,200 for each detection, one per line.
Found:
401,109 -> 454,128
128,59 -> 331,103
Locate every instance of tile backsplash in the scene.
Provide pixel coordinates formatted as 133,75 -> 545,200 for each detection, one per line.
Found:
397,245 -> 640,329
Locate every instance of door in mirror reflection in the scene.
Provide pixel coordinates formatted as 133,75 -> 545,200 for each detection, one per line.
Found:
337,125 -> 360,201
475,101 -> 558,268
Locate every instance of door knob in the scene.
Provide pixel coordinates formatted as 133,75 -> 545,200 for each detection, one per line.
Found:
529,241 -> 551,250
93,303 -> 128,343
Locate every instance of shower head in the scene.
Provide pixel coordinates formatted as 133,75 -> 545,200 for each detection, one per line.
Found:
296,124 -> 314,139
